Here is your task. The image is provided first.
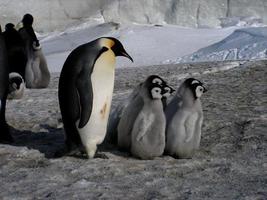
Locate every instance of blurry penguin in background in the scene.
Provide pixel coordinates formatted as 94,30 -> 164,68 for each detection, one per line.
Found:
162,85 -> 175,109
165,78 -> 207,159
18,13 -> 50,88
3,23 -> 27,79
7,72 -> 25,100
0,25 -> 13,143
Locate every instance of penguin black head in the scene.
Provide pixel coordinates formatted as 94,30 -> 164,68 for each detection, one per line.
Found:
146,75 -> 166,86
5,23 -> 15,31
9,73 -> 24,91
105,37 -> 133,62
162,85 -> 175,98
149,83 -> 163,100
10,77 -> 23,89
143,79 -> 163,100
185,78 -> 207,99
22,14 -> 34,26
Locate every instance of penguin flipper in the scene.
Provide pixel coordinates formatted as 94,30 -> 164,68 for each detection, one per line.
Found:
76,73 -> 93,129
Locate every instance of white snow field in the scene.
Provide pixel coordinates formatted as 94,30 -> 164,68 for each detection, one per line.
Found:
40,22 -> 236,72
177,27 -> 267,63
40,22 -> 266,72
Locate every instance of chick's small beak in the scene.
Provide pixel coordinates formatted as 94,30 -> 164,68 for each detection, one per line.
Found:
203,86 -> 208,93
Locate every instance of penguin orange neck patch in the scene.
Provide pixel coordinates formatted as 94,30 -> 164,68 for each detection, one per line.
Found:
101,38 -> 115,49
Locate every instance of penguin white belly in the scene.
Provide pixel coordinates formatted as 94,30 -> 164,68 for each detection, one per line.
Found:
184,112 -> 199,142
77,50 -> 115,153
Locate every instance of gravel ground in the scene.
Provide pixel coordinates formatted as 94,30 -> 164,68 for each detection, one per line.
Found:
1,60 -> 266,199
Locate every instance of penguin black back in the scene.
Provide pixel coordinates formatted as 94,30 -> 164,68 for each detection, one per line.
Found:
0,26 -> 12,142
3,23 -> 27,79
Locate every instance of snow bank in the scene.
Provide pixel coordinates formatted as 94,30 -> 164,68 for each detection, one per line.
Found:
177,27 -> 267,63
41,23 -> 238,72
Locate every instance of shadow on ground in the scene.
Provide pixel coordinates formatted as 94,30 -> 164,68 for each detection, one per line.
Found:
9,125 -> 65,158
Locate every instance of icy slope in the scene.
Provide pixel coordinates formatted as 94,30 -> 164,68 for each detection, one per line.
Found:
41,23 -> 238,72
177,27 -> 267,63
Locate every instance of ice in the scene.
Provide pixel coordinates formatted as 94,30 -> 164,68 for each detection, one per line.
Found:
177,27 -> 267,63
41,23 -> 238,72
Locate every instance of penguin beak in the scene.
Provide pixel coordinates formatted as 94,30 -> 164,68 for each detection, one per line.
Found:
120,51 -> 134,62
170,86 -> 175,93
203,86 -> 208,93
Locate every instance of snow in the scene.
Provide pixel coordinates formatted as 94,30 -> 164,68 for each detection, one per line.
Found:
177,27 -> 267,63
41,21 -> 267,73
41,23 -> 239,72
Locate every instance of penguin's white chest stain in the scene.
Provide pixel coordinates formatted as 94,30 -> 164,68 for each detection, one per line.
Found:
77,49 -> 115,145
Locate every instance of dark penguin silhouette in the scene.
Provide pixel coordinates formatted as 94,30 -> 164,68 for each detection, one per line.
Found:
0,25 -> 13,143
18,13 -> 50,88
3,23 -> 27,79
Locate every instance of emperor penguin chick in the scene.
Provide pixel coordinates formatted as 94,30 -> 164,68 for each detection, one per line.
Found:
58,37 -> 133,158
131,82 -> 166,160
7,72 -> 25,99
165,78 -> 207,159
117,75 -> 166,150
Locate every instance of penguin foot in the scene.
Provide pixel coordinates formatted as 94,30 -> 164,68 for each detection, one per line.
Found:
0,124 -> 13,144
0,134 -> 13,144
94,152 -> 109,159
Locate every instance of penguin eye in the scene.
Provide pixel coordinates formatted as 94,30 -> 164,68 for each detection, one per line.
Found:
195,86 -> 204,98
154,88 -> 161,93
152,78 -> 162,85
151,87 -> 162,99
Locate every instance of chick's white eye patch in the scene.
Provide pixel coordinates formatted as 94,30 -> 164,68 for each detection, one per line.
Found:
191,80 -> 200,85
152,78 -> 163,85
163,87 -> 171,97
164,87 -> 171,92
195,86 -> 204,98
151,87 -> 162,99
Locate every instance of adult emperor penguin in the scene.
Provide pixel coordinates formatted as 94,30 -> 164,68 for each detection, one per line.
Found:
58,37 -> 133,158
18,14 -> 50,88
131,82 -> 166,160
7,72 -> 25,99
0,25 -> 13,143
117,75 -> 166,150
165,78 -> 207,158
3,23 -> 27,79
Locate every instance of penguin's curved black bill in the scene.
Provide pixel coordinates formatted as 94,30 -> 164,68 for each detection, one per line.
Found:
120,51 -> 134,62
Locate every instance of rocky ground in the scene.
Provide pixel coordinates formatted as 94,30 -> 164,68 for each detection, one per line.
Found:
1,60 -> 266,199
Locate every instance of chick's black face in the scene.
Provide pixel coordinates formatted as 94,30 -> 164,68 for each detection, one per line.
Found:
162,85 -> 175,98
146,75 -> 166,87
148,83 -> 163,100
185,78 -> 207,99
109,37 -> 133,62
